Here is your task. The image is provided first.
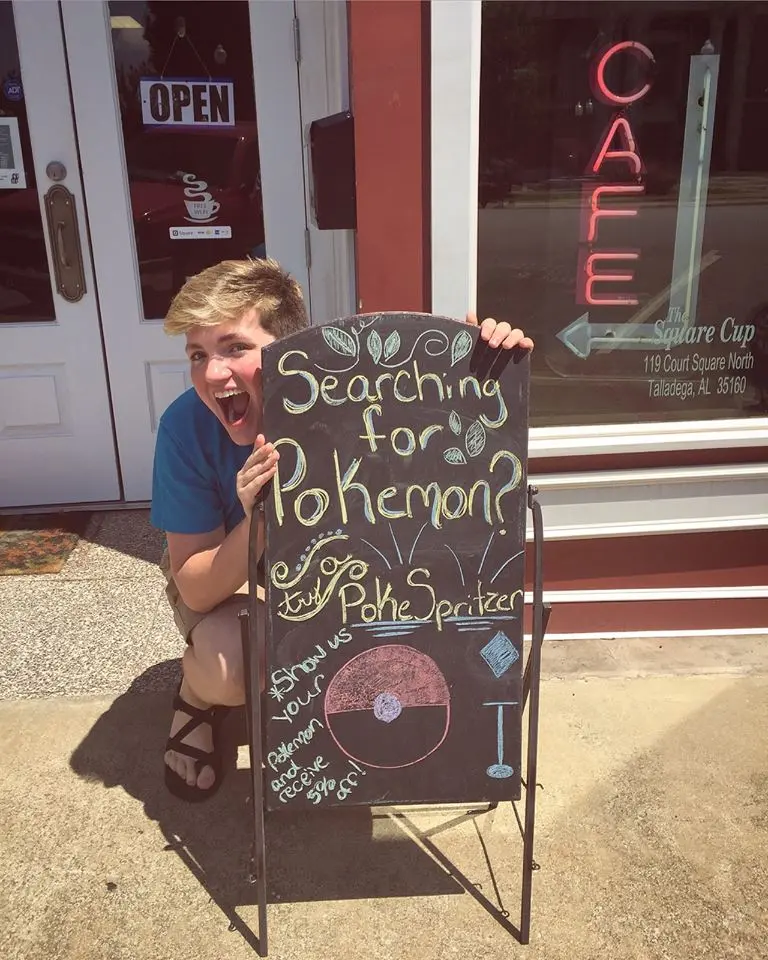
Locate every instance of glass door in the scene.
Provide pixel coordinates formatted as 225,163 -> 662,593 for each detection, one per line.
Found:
0,1 -> 120,507
61,0 -> 311,501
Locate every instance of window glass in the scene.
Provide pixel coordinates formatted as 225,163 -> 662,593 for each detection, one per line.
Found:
478,1 -> 768,426
109,0 -> 265,320
0,0 -> 55,323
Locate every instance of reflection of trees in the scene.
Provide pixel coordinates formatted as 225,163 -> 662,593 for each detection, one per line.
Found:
115,1 -> 257,140
480,2 -> 768,179
479,3 -> 557,170
143,2 -> 255,117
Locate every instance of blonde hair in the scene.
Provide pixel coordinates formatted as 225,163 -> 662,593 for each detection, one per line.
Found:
164,258 -> 308,338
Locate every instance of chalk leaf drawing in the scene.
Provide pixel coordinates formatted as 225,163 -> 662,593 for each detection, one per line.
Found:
383,330 -> 401,361
449,411 -> 461,435
443,447 -> 467,465
322,326 -> 358,358
465,420 -> 487,457
451,329 -> 473,366
367,330 -> 383,364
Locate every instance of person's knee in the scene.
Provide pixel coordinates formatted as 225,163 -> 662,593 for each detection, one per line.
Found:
186,607 -> 245,706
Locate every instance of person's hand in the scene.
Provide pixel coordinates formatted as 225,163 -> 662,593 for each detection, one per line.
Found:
236,434 -> 279,520
465,312 -> 534,352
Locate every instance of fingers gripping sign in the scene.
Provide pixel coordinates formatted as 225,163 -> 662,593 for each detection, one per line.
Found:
464,312 -> 535,353
236,434 -> 280,520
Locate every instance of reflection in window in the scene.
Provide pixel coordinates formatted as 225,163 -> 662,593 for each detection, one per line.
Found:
0,0 -> 55,323
109,0 -> 265,319
478,1 -> 768,426
126,132 -> 239,189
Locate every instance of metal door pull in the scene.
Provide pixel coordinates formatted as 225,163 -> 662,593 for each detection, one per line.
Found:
55,221 -> 70,269
44,184 -> 86,302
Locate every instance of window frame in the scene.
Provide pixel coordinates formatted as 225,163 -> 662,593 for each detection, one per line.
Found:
430,0 -> 768,464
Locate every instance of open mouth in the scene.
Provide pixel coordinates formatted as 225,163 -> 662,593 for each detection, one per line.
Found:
214,388 -> 251,426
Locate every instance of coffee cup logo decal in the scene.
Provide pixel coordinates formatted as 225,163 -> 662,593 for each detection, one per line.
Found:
182,172 -> 220,223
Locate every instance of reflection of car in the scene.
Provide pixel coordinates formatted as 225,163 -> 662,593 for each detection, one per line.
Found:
0,122 -> 266,320
0,186 -> 55,321
478,142 -> 678,209
128,123 -> 265,314
479,159 -> 520,207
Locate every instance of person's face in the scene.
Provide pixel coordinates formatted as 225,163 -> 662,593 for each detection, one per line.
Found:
186,307 -> 276,445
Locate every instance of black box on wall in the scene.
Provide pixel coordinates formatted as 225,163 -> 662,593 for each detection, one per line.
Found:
310,110 -> 356,230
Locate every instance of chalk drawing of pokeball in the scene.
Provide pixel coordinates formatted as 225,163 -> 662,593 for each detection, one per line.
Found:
324,644 -> 451,769
373,691 -> 403,723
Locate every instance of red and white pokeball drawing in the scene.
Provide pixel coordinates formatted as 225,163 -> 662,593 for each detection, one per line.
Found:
324,644 -> 451,769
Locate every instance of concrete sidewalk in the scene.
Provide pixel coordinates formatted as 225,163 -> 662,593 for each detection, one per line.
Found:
1,511 -> 767,960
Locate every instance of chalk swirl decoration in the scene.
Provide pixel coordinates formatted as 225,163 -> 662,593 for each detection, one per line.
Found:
316,325 -> 474,374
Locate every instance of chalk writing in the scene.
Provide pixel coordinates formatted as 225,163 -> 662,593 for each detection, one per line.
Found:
272,753 -> 331,803
278,350 -> 509,426
272,443 -> 522,529
338,571 -> 523,631
306,761 -> 367,804
267,718 -> 325,771
270,673 -> 325,724
272,541 -> 369,621
268,627 -> 353,708
261,314 -> 527,809
271,537 -> 523,630
269,645 -> 327,700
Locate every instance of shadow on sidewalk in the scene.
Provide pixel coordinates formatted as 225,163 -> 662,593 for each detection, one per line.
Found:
69,662 -> 480,936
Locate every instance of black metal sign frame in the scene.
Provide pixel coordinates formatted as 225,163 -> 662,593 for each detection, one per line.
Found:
240,314 -> 550,956
239,483 -> 549,955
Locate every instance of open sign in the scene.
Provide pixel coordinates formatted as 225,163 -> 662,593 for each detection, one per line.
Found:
139,78 -> 235,127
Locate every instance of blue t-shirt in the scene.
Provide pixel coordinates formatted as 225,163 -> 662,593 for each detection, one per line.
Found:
150,388 -> 250,535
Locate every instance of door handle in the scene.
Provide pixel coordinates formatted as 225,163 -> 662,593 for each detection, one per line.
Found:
43,184 -> 86,302
55,221 -> 70,269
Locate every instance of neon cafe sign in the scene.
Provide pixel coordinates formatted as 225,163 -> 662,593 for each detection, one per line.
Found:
578,40 -> 655,307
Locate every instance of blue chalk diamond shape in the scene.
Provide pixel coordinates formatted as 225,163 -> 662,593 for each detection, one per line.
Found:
479,631 -> 519,678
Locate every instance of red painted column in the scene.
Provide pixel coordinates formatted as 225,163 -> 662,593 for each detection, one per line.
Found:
348,0 -> 429,313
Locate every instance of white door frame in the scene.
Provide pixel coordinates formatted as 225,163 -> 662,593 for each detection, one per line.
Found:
1,1 -> 119,507
249,0 -> 310,304
295,0 -> 357,323
62,0 -> 313,502
430,0 -> 768,539
251,0 -> 356,325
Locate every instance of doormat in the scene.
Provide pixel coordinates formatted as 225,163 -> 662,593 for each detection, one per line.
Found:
0,512 -> 92,575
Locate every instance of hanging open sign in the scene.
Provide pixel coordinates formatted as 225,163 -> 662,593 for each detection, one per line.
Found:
139,78 -> 235,127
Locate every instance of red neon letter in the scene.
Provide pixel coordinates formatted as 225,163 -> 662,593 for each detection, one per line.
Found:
593,41 -> 654,105
591,116 -> 643,175
584,252 -> 639,306
587,184 -> 644,242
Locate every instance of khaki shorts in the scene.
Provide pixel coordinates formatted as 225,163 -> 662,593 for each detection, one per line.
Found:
160,549 -> 263,645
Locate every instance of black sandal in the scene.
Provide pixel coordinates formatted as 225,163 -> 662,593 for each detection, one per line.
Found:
164,686 -> 230,803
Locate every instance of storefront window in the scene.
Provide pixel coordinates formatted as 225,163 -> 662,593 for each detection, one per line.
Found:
478,1 -> 768,427
109,0 -> 265,320
0,0 -> 55,323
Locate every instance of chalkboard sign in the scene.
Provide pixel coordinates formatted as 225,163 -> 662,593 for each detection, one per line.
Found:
260,313 -> 529,811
